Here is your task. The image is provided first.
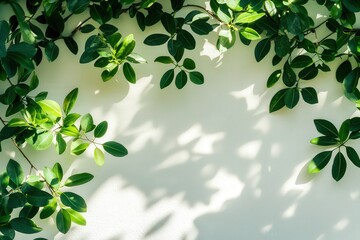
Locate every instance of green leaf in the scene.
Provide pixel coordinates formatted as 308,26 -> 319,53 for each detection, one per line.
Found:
267,70 -> 281,88
339,119 -> 350,143
291,55 -> 313,68
189,71 -> 204,85
141,0 -> 157,8
255,38 -> 271,62
26,189 -> 53,207
0,21 -> 10,44
269,89 -> 287,113
56,134 -> 66,155
343,67 -> 360,93
126,53 -> 147,64
40,198 -> 57,219
65,173 -> 94,187
332,151 -> 347,181
67,0 -> 90,14
33,132 -> 53,151
308,151 -> 332,173
310,136 -> 339,146
177,30 -> 196,50
161,13 -> 176,34
67,208 -> 86,226
234,12 -> 265,23
342,0 -> 360,12
7,118 -> 29,127
99,24 -> 118,35
80,24 -> 95,33
7,192 -> 26,209
282,63 -> 296,87
298,64 -> 318,80
103,141 -> 128,157
190,19 -> 214,35
60,192 -> 87,212
52,162 -> 63,182
336,60 -> 352,83
314,119 -> 339,138
94,147 -> 105,166
301,87 -> 318,104
56,209 -> 71,234
37,100 -> 62,118
71,142 -> 90,156
64,37 -> 79,55
80,113 -> 95,132
116,34 -> 136,59
239,27 -> 261,41
144,34 -> 170,46
45,42 -> 59,62
123,62 -> 136,84
274,35 -> 290,58
284,88 -> 300,109
10,218 -> 42,234
6,159 -> 24,187
63,113 -> 81,127
160,69 -> 175,89
183,58 -> 196,70
155,56 -> 174,64
101,66 -> 118,82
60,126 -> 80,137
345,146 -> 360,167
63,88 -> 78,115
175,70 -> 187,89
94,121 -> 108,138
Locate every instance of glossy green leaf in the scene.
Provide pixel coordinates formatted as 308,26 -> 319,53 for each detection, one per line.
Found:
301,87 -> 318,104
310,136 -> 339,146
99,24 -> 118,35
282,63 -> 296,87
71,142 -> 90,156
64,37 -> 78,55
144,34 -> 170,46
94,147 -> 105,166
155,56 -> 174,64
56,209 -> 71,234
234,12 -> 264,23
80,113 -> 95,132
67,208 -> 86,226
190,19 -> 214,35
255,38 -> 271,62
284,88 -> 300,109
160,69 -> 175,89
7,192 -> 26,209
123,62 -> 136,84
332,151 -> 347,181
116,34 -> 136,59
161,13 -> 176,34
274,35 -> 290,58
65,173 -> 94,187
94,121 -> 108,138
40,198 -> 57,219
33,132 -> 53,151
343,67 -> 360,93
308,151 -> 332,173
183,58 -> 196,70
269,89 -> 287,113
60,192 -> 87,212
175,70 -> 187,89
298,64 -> 318,80
103,141 -> 128,157
56,134 -> 66,155
7,118 -> 29,127
291,55 -> 313,68
189,71 -> 204,85
345,146 -> 360,167
63,88 -> 78,115
342,0 -> 360,12
10,218 -> 42,234
267,70 -> 281,88
239,27 -> 261,41
26,189 -> 53,207
339,119 -> 350,143
177,30 -> 196,50
7,159 -> 24,187
67,0 -> 90,14
37,100 -> 62,118
45,42 -> 59,62
80,24 -> 95,33
313,119 -> 339,138
52,162 -> 63,182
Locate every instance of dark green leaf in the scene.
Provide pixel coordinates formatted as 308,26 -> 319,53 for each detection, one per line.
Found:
80,113 -> 95,132
310,136 -> 339,146
160,69 -> 175,89
171,0 -> 185,11
94,121 -> 108,138
267,69 -> 281,88
123,62 -> 136,84
190,19 -> 214,35
64,173 -> 94,187
99,24 -> 118,35
19,204 -> 39,219
161,13 -> 176,34
269,89 -> 287,113
45,42 -> 59,62
346,146 -> 360,167
343,67 -> 360,93
342,0 -> 360,12
56,209 -> 71,234
274,35 -> 290,58
291,55 -> 313,68
67,0 -> 90,14
313,119 -> 339,138
26,189 -> 53,207
103,141 -> 128,157
155,56 -> 174,64
284,88 -> 300,109
308,151 -> 332,173
177,30 -> 196,50
71,142 -> 90,155
332,151 -> 347,181
144,34 -> 169,46
101,66 -> 118,82
339,119 -> 350,142
64,37 -> 78,55
10,218 -> 42,234
80,24 -> 95,33
175,70 -> 187,89
301,87 -> 318,104
60,192 -> 87,212
183,58 -> 195,70
7,192 -> 26,209
40,198 -> 57,219
255,38 -> 271,62
298,64 -> 318,80
189,71 -> 204,85
282,63 -> 296,87
6,159 -> 24,187
336,60 -> 352,83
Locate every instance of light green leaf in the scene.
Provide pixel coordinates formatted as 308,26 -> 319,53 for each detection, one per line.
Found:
33,132 -> 53,150
37,100 -> 62,118
63,88 -> 78,115
71,142 -> 90,156
67,208 -> 86,226
235,12 -> 265,23
94,147 -> 105,166
80,113 -> 95,132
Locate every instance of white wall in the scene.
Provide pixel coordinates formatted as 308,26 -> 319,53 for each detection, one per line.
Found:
2,3 -> 360,240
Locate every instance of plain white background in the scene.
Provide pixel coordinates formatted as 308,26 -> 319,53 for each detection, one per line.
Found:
1,2 -> 360,240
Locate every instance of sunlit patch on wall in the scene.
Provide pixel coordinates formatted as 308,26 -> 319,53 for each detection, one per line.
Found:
350,191 -> 359,200
270,143 -> 282,157
282,203 -> 297,218
237,140 -> 262,160
254,117 -> 271,134
200,39 -> 222,61
333,218 -> 349,231
192,132 -> 225,155
281,161 -> 312,198
178,124 -> 202,146
155,150 -> 190,170
230,85 -> 262,111
260,224 -> 273,233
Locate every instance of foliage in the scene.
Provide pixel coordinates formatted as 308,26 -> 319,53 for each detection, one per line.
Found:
0,0 -> 360,238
